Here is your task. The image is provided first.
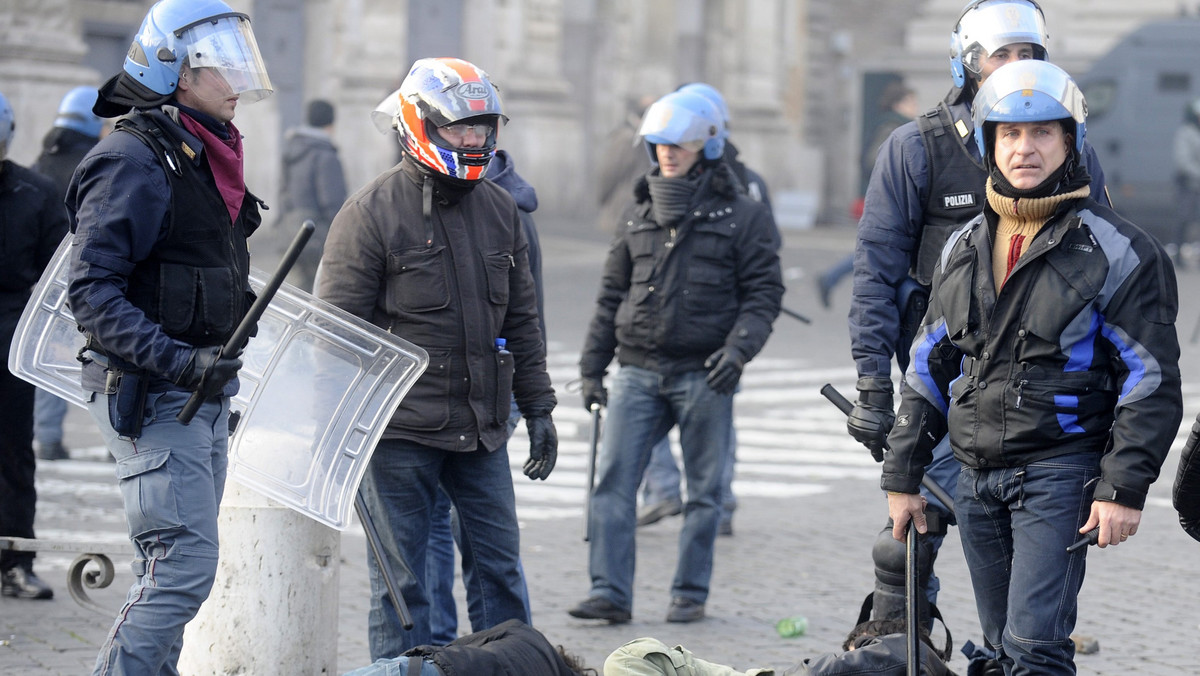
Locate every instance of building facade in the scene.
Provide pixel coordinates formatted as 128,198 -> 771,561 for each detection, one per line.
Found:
0,0 -> 1188,229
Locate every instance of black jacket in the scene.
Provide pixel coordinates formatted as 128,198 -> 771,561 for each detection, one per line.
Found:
0,160 -> 69,329
580,162 -> 783,379
405,619 -> 577,676
319,157 -> 554,452
33,127 -> 98,201
884,197 -> 1182,510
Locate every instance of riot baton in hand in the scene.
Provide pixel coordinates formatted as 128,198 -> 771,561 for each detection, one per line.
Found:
177,220 -> 315,424
583,403 -> 601,542
905,519 -> 920,676
820,383 -> 956,518
355,492 -> 414,629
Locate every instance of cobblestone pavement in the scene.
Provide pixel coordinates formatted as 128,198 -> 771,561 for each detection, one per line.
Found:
4,225 -> 1200,675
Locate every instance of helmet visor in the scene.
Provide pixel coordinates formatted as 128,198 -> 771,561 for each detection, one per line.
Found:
638,100 -> 714,153
180,15 -> 273,103
958,1 -> 1047,74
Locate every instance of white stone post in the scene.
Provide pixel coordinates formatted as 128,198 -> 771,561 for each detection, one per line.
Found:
178,482 -> 342,674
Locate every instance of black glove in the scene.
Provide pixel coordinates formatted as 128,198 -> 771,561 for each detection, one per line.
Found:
1173,414 -> 1200,542
175,346 -> 243,399
704,347 -> 745,395
523,414 -> 558,480
847,376 -> 894,462
581,376 -> 607,412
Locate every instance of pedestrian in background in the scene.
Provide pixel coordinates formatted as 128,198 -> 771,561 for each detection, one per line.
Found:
845,0 -> 1110,641
31,85 -> 106,461
635,81 -> 778,537
1171,97 -> 1200,268
813,80 -> 917,310
571,89 -> 782,625
65,0 -> 274,671
595,94 -> 655,235
319,57 -> 557,659
0,90 -> 69,602
272,98 -> 347,291
885,60 -> 1181,674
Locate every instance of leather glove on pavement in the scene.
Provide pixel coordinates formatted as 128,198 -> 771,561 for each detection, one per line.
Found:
581,376 -> 607,412
1173,413 -> 1200,542
847,376 -> 894,462
175,346 -> 243,399
524,414 -> 558,480
704,347 -> 745,395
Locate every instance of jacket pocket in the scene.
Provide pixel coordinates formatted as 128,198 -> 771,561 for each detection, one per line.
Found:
115,447 -> 183,539
393,346 -> 452,431
158,263 -> 236,340
481,250 -> 512,306
936,248 -> 977,342
385,246 -> 451,313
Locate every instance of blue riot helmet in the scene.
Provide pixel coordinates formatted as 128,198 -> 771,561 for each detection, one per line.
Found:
638,90 -> 726,164
677,82 -> 731,134
950,0 -> 1048,89
0,91 -> 13,162
972,60 -> 1087,162
124,0 -> 272,102
54,86 -> 103,137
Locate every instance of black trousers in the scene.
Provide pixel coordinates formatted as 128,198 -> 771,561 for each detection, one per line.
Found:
0,328 -> 38,571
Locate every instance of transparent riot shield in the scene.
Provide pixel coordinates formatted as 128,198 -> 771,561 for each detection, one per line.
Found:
9,238 -> 428,530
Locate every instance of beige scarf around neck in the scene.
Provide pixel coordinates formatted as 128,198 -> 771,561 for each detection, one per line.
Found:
985,178 -> 1090,291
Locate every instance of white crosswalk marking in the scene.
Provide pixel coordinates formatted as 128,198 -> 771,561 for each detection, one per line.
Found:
33,349 -> 1200,552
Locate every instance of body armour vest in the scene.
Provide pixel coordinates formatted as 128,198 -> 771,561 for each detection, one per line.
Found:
913,101 -> 986,286
116,111 -> 255,349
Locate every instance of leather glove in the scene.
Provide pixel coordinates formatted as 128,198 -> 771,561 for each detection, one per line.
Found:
581,376 -> 607,412
847,376 -> 894,462
704,347 -> 745,395
1173,414 -> 1200,542
523,414 -> 558,480
175,346 -> 243,399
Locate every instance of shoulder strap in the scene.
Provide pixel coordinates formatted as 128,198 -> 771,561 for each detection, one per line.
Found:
115,113 -> 183,178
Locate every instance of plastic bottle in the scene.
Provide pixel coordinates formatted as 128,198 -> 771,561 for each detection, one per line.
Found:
776,615 -> 808,638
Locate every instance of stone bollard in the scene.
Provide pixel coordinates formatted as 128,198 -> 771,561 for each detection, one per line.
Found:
179,481 -> 341,674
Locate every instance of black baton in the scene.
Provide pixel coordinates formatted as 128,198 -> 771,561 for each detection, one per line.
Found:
820,383 -> 956,517
177,221 -> 315,424
584,403 -> 601,542
356,492 -> 414,629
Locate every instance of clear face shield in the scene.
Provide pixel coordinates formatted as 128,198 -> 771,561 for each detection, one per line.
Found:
957,1 -> 1047,77
638,101 -> 712,153
177,14 -> 273,103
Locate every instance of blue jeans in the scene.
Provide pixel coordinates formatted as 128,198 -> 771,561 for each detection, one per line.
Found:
85,390 -> 230,676
426,398 -> 531,645
361,438 -> 528,660
640,425 -> 738,521
425,488 -> 533,645
342,656 -> 440,676
587,365 -> 732,609
957,452 -> 1099,675
34,388 -> 68,446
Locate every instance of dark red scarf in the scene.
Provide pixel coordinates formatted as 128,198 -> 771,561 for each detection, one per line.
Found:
179,113 -> 245,226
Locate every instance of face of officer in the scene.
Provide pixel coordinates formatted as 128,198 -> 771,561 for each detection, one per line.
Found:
176,65 -> 240,124
979,42 -> 1037,86
656,143 -> 700,178
992,120 -> 1070,190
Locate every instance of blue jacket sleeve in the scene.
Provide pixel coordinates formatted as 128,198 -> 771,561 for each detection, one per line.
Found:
66,136 -> 194,381
849,121 -> 929,381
